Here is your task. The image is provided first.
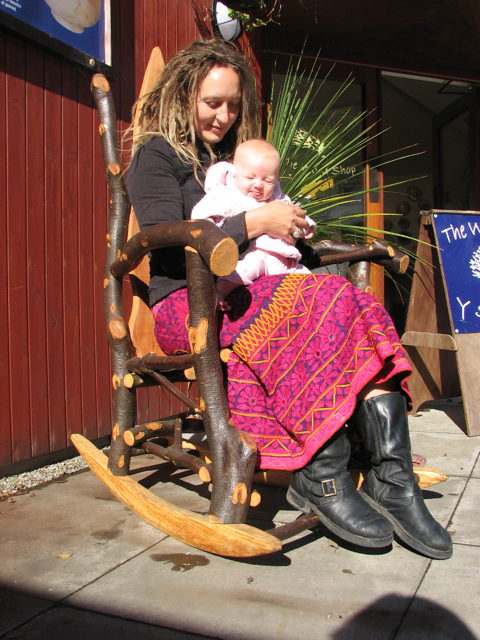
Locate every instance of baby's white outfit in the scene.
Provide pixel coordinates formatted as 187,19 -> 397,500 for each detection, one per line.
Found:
192,161 -> 316,296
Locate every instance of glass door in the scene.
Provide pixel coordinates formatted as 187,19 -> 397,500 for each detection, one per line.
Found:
380,74 -> 480,328
268,65 -> 365,220
433,95 -> 477,210
265,57 -> 384,291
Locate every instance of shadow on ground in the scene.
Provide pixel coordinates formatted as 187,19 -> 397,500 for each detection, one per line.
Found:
331,592 -> 477,640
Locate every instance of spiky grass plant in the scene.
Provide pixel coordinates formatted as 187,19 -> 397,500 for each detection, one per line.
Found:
266,54 -> 423,250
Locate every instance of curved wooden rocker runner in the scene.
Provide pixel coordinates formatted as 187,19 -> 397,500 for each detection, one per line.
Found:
72,49 -> 447,559
71,433 -> 282,557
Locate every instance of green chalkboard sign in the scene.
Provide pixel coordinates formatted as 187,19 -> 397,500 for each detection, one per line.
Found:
431,211 -> 480,334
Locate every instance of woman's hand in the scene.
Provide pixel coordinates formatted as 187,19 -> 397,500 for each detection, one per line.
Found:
245,200 -> 309,244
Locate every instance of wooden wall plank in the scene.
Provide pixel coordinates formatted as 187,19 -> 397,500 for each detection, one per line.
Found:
157,0 -> 168,53
177,0 -> 188,50
6,37 -> 30,463
60,63 -> 82,449
25,46 -> 49,458
115,0 -> 135,127
44,53 -> 67,455
165,0 -> 177,62
0,33 -> 13,464
133,1 -> 146,98
77,81 -> 98,442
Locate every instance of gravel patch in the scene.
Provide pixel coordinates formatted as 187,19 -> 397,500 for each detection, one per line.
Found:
0,456 -> 89,498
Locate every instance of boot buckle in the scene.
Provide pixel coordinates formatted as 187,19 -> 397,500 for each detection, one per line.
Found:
321,478 -> 337,497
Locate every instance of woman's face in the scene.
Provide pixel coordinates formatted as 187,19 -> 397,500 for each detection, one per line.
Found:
195,66 -> 241,145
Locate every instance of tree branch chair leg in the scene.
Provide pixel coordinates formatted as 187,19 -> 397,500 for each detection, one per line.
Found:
186,248 -> 258,524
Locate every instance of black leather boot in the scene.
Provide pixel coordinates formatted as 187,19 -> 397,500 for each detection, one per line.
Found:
286,428 -> 394,548
351,392 -> 452,560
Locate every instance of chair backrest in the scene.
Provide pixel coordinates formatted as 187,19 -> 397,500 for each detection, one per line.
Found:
126,47 -> 165,357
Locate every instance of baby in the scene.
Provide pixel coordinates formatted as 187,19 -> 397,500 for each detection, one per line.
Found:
192,139 -> 316,297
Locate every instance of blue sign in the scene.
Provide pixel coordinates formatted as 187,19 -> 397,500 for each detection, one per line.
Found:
432,211 -> 480,334
0,0 -> 110,65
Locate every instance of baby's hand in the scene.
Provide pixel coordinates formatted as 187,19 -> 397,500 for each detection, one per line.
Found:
294,211 -> 316,241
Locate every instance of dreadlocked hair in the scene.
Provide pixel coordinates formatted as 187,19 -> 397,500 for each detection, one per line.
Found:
128,39 -> 260,176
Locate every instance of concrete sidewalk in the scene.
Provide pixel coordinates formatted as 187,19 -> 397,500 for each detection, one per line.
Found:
1,398 -> 479,640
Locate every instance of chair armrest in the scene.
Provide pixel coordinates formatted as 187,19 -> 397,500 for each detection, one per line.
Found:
110,219 -> 238,279
300,238 -> 409,274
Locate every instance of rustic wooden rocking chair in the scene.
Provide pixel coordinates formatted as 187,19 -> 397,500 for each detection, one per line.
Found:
72,48 -> 446,558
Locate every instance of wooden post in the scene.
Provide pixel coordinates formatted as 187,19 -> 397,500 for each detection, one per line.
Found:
186,248 -> 258,524
364,164 -> 385,300
92,74 -> 136,476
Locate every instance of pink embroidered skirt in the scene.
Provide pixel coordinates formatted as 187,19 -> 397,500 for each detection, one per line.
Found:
153,273 -> 412,471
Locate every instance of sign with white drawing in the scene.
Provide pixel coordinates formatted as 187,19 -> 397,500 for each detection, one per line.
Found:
401,209 -> 480,436
431,211 -> 480,334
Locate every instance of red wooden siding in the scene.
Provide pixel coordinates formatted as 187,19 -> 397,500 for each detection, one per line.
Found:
0,0 -> 261,469
0,31 -> 114,468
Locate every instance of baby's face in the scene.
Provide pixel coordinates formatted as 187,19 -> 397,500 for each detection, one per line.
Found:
234,150 -> 279,202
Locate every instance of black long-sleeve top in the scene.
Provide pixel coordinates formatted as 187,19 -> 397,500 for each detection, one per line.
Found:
126,136 -> 248,307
